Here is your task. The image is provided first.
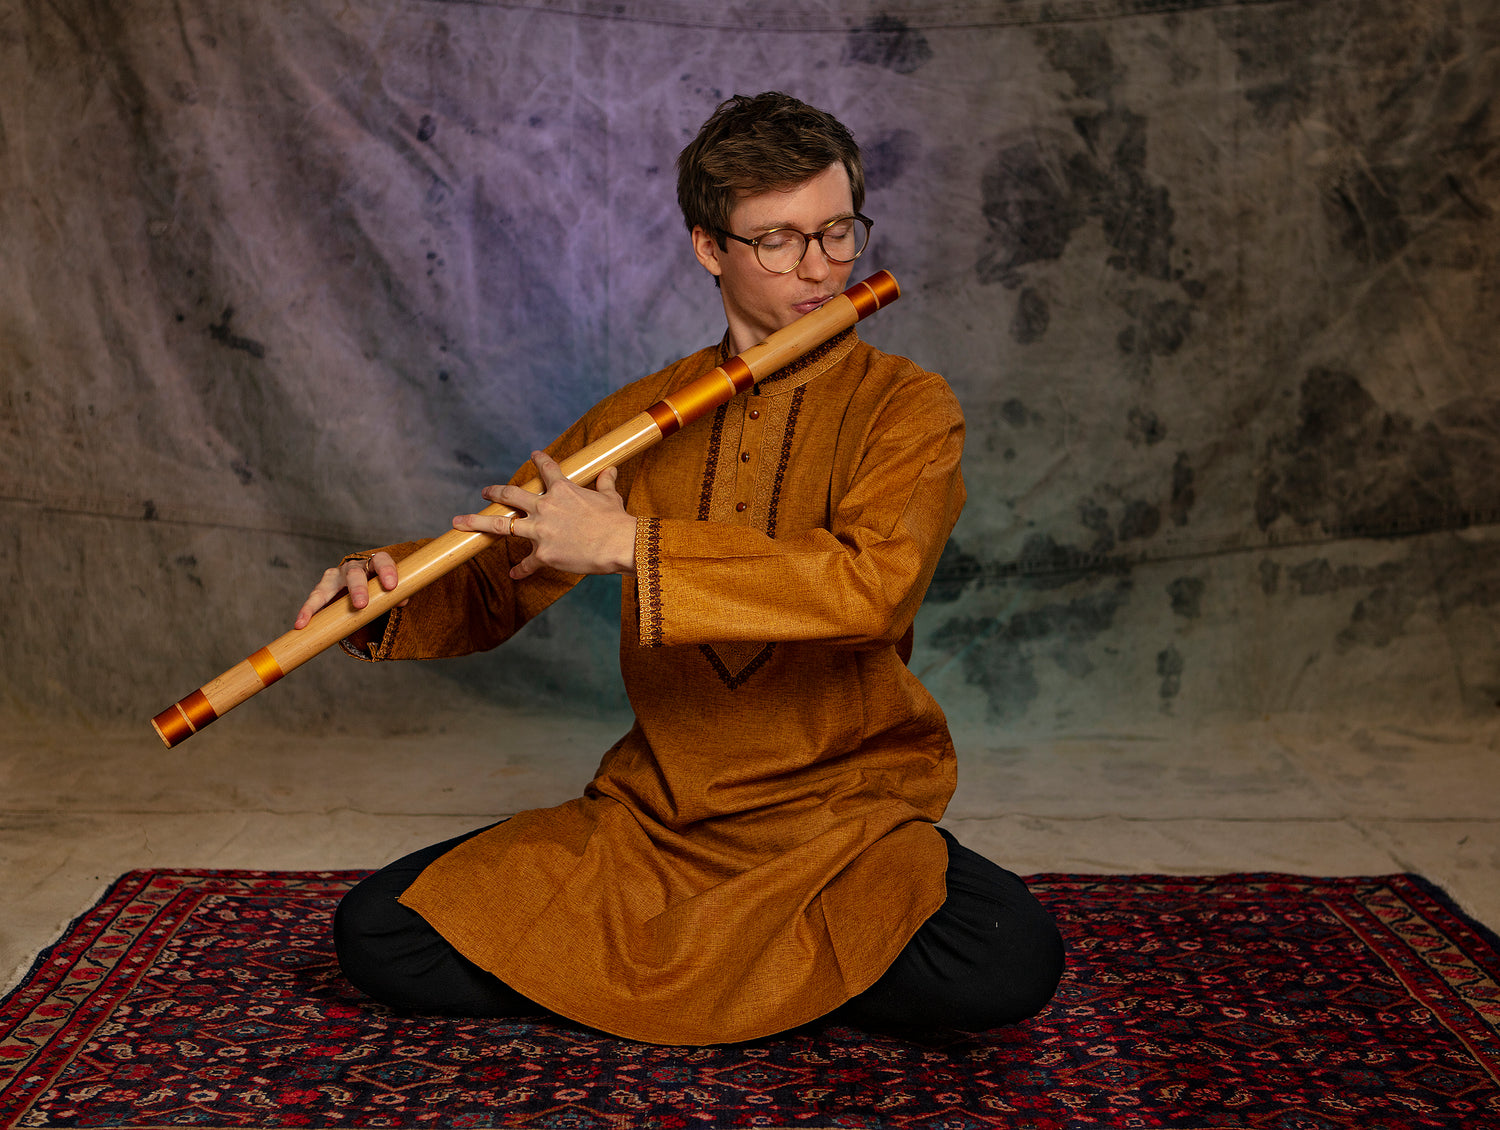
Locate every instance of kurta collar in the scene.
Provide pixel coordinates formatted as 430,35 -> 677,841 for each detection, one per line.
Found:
717,327 -> 858,398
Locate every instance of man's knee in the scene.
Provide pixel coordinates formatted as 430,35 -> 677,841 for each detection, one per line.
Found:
966,905 -> 1065,1025
938,836 -> 1066,1025
838,906 -> 1063,1033
923,891 -> 1064,1029
333,869 -> 545,1019
332,872 -> 426,1004
840,834 -> 1066,1033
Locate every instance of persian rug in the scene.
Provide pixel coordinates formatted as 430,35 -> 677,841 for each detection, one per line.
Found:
2,871 -> 1498,1129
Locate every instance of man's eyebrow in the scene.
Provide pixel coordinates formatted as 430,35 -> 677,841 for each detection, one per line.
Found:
748,211 -> 856,234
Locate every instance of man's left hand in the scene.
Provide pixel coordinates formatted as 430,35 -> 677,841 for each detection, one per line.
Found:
452,450 -> 637,579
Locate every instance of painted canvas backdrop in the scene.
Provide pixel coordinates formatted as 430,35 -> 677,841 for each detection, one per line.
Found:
3,0 -> 1498,740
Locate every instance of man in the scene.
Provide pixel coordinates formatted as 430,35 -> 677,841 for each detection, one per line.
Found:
298,92 -> 1063,1045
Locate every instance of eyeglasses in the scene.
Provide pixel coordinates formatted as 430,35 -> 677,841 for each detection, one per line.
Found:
718,214 -> 872,274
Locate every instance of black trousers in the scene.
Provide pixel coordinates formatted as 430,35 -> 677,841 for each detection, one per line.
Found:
334,824 -> 1064,1036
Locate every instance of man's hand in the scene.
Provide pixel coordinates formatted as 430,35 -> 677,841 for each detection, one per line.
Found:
453,450 -> 636,580
293,550 -> 402,629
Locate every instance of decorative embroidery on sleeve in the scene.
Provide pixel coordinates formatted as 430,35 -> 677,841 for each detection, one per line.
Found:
637,517 -> 665,648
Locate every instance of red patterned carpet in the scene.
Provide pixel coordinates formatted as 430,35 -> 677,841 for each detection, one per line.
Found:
2,870 -> 1498,1128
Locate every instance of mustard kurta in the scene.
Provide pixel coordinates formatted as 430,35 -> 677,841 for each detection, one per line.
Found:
357,330 -> 966,1044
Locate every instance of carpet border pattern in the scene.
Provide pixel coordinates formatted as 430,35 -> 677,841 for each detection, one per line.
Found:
2,870 -> 1498,1129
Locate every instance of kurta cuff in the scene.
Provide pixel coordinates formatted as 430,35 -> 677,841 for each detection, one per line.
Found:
334,548 -> 414,661
636,516 -> 665,648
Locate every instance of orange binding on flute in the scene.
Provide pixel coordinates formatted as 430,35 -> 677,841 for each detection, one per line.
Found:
151,270 -> 901,748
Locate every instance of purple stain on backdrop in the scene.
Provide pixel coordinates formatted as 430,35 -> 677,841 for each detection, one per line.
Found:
843,16 -> 935,75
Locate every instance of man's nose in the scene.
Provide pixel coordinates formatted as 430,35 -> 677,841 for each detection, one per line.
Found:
798,239 -> 833,281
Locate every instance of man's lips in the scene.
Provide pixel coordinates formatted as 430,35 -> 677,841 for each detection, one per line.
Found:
793,294 -> 834,315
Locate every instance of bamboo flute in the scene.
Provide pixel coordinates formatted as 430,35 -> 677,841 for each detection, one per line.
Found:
151,270 -> 901,748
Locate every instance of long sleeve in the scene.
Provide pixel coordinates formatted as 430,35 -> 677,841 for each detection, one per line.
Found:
343,351 -> 716,662
633,363 -> 965,650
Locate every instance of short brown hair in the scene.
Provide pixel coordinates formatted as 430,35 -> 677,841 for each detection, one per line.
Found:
676,92 -> 865,246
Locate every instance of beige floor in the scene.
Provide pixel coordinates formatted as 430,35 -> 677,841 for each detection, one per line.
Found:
3,708 -> 1499,996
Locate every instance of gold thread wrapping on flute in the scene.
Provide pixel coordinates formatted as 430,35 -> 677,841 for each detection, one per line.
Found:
845,270 -> 899,318
181,689 -> 218,732
152,703 -> 193,747
864,269 -> 899,310
666,367 -> 745,424
646,401 -> 680,437
846,280 -> 879,319
249,647 -> 285,687
720,356 -> 754,392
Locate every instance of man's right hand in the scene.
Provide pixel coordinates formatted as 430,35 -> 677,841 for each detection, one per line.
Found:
293,550 -> 402,629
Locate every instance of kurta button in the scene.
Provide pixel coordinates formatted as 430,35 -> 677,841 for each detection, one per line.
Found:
735,502 -> 747,512
749,410 -> 760,420
740,451 -> 751,462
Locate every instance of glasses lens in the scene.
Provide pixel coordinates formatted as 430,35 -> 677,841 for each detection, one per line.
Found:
754,230 -> 807,274
820,217 -> 870,263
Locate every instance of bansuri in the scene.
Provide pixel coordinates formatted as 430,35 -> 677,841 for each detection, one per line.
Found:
151,269 -> 901,748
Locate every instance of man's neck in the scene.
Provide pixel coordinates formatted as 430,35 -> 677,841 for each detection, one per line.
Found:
722,320 -> 757,358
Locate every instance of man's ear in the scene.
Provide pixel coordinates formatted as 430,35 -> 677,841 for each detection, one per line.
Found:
691,226 -> 724,277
